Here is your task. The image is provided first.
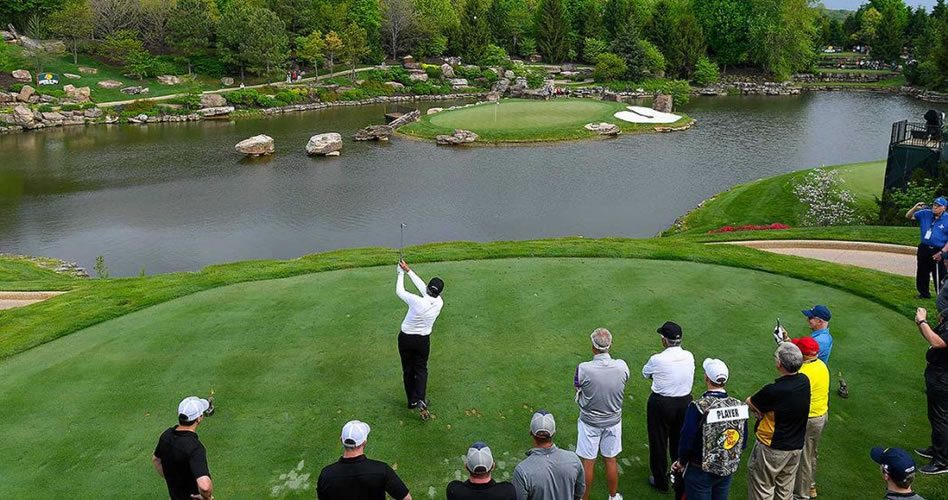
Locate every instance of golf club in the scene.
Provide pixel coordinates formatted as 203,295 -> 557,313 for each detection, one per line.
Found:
399,223 -> 407,261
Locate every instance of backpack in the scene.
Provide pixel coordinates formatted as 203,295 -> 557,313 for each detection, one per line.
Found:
694,395 -> 748,476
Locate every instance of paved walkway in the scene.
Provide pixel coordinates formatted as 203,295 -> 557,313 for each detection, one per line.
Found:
0,291 -> 65,311
717,240 -> 916,277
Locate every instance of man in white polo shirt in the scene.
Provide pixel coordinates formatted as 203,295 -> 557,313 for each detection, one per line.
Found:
574,328 -> 630,500
396,259 -> 445,420
642,321 -> 696,492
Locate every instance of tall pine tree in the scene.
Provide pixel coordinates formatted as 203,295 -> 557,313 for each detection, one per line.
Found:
535,0 -> 571,63
603,0 -> 629,39
460,0 -> 490,64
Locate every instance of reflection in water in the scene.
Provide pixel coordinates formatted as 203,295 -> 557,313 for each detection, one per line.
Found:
0,93 -> 937,275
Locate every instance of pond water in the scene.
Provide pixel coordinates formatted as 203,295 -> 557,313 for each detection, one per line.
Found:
0,92 -> 936,276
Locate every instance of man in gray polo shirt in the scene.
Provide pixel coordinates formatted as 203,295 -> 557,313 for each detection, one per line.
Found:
574,328 -> 629,500
513,410 -> 585,500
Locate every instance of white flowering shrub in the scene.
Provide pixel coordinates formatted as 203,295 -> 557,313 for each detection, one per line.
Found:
792,169 -> 859,226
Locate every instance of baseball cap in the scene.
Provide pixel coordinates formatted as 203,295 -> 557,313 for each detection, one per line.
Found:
341,420 -> 371,448
657,321 -> 683,340
427,277 -> 444,297
870,447 -> 916,482
178,396 -> 210,421
465,441 -> 495,474
530,410 -> 556,437
702,358 -> 729,385
791,336 -> 820,357
802,305 -> 831,321
935,197 -> 948,207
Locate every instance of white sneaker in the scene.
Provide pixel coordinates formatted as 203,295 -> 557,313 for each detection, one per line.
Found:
608,494 -> 623,500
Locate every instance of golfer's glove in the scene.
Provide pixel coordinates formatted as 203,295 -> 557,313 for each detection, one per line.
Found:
773,323 -> 789,345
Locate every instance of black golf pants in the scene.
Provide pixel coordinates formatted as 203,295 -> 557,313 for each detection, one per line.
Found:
916,244 -> 946,297
398,332 -> 430,407
647,392 -> 693,489
926,367 -> 948,465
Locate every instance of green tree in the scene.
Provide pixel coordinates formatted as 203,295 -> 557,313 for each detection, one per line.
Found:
296,30 -> 325,79
603,0 -> 629,39
125,48 -> 157,79
348,0 -> 382,58
593,52 -> 627,81
610,19 -> 645,80
47,0 -> 94,65
583,37 -> 608,63
748,0 -> 816,80
459,0 -> 490,63
0,0 -> 65,30
534,0 -> 571,63
873,2 -> 906,63
168,0 -> 219,75
219,0 -> 289,77
340,21 -> 369,79
692,55 -> 719,86
639,39 -> 665,76
98,29 -> 145,66
694,0 -> 751,69
324,30 -> 343,74
667,14 -> 705,79
645,0 -> 675,64
268,0 -> 317,38
853,7 -> 881,47
381,0 -> 420,60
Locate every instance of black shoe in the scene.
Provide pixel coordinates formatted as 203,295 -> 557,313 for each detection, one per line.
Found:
919,462 -> 948,475
417,400 -> 431,421
916,447 -> 934,459
918,293 -> 932,299
647,475 -> 668,492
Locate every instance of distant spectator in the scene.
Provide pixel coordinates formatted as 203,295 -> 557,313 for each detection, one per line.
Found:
906,198 -> 948,298
317,420 -> 411,500
152,396 -> 214,500
791,337 -> 830,499
870,447 -> 925,499
913,307 -> 948,475
642,321 -> 695,492
673,358 -> 749,500
512,410 -> 585,500
574,328 -> 630,500
801,305 -> 834,364
446,442 -> 515,500
746,343 -> 810,500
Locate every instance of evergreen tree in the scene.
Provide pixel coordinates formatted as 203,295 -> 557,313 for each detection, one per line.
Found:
668,13 -> 705,79
603,0 -> 629,39
219,0 -> 288,77
459,0 -> 490,63
645,0 -> 675,64
693,0 -> 751,68
610,18 -> 645,80
535,0 -> 571,63
167,0 -> 219,75
873,2 -> 906,63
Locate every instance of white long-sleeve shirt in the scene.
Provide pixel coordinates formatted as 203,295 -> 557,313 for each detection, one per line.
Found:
642,346 -> 695,397
396,267 -> 443,336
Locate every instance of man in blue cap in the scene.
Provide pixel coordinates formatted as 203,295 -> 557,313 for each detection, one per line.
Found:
802,305 -> 833,365
870,447 -> 925,499
907,197 -> 948,298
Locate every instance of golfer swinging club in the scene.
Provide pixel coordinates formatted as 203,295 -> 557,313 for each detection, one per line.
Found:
396,258 -> 444,420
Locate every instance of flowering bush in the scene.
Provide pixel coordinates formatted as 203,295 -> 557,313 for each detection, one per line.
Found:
708,223 -> 791,234
792,170 -> 858,226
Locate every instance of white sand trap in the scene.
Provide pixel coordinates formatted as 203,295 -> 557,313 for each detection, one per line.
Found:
614,106 -> 681,124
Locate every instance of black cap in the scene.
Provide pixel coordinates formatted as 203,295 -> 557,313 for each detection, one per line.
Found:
657,321 -> 682,340
427,277 -> 444,297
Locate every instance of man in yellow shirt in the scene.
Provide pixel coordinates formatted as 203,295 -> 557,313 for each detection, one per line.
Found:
791,337 -> 829,499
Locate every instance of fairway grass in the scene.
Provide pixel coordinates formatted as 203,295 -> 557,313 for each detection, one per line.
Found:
0,257 -> 940,499
399,98 -> 693,143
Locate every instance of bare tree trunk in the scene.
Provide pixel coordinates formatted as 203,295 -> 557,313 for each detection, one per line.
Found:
73,41 -> 79,65
313,60 -> 319,81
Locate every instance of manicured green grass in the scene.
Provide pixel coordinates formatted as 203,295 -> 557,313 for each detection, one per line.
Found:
669,161 -> 885,235
816,68 -> 900,75
0,255 -> 76,291
800,76 -> 907,89
399,98 -> 693,143
1,256 -> 942,499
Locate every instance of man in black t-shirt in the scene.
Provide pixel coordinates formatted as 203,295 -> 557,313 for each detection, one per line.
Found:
152,396 -> 214,500
913,307 -> 948,475
745,343 -> 810,500
446,441 -> 516,500
317,420 -> 411,500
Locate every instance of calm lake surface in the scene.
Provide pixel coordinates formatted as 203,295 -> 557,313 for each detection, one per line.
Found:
0,92 -> 936,276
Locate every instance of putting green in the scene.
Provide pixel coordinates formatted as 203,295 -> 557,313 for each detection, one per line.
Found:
399,98 -> 692,143
0,258 -> 935,498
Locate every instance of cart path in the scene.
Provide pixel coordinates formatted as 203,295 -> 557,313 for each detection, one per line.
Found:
715,239 -> 916,277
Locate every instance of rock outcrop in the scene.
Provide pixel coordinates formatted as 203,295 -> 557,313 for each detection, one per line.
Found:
441,64 -> 455,78
221,77 -> 235,86
426,107 -> 443,115
235,135 -> 275,156
11,69 -> 31,82
388,109 -> 420,128
198,106 -> 235,117
17,85 -> 34,102
64,85 -> 91,102
408,70 -> 428,82
385,81 -> 405,91
305,133 -> 343,155
12,105 -> 35,127
354,124 -> 393,141
435,129 -> 478,145
120,86 -> 149,95
585,122 -> 621,136
652,94 -> 673,113
200,93 -> 228,108
157,75 -> 180,85
449,78 -> 469,89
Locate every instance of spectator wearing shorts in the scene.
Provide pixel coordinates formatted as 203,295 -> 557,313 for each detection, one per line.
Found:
513,410 -> 586,500
446,441 -> 516,500
573,328 -> 630,500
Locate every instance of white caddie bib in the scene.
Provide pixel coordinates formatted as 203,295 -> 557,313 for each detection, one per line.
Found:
925,229 -> 933,240
706,404 -> 749,424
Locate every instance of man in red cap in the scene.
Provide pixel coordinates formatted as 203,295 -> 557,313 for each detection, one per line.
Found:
791,337 -> 829,499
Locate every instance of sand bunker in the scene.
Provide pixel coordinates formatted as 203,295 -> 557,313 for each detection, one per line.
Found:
614,106 -> 681,124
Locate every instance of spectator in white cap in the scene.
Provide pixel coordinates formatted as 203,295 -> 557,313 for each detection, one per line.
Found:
152,396 -> 214,500
513,410 -> 586,500
672,359 -> 749,500
317,420 -> 411,500
447,441 -> 516,499
573,328 -> 629,500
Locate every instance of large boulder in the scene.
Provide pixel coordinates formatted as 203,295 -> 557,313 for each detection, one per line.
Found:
305,133 -> 343,155
384,81 -> 405,91
17,85 -> 34,102
157,75 -> 180,85
426,107 -> 443,115
652,94 -> 673,113
354,124 -> 393,141
236,135 -> 275,156
443,56 -> 462,66
441,63 -> 455,78
64,85 -> 91,102
200,93 -> 228,108
0,92 -> 15,103
11,69 -> 31,82
40,111 -> 64,125
449,78 -> 469,89
504,70 -> 515,80
491,78 -> 510,93
389,109 -> 420,128
584,122 -> 620,136
220,77 -> 235,86
408,70 -> 428,82
120,86 -> 149,95
83,107 -> 103,118
435,129 -> 478,145
198,106 -> 235,117
97,79 -> 123,89
12,105 -> 35,127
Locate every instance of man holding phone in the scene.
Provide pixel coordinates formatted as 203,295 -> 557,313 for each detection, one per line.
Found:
907,197 -> 948,298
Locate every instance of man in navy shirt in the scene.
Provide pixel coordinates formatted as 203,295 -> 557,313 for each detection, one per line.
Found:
907,197 -> 948,298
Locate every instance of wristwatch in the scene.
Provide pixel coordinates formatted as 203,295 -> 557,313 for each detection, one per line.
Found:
917,318 -> 928,326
